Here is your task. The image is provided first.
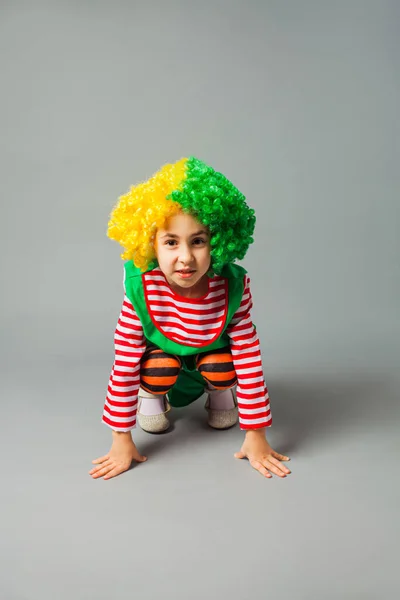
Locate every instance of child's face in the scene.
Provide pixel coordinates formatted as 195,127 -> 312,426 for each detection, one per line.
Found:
154,212 -> 211,296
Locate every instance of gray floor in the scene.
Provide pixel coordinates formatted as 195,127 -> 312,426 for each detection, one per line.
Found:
2,344 -> 399,599
1,1 -> 399,598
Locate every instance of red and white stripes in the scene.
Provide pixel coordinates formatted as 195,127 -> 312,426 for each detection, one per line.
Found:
102,272 -> 272,431
143,269 -> 228,346
226,275 -> 272,428
102,297 -> 145,431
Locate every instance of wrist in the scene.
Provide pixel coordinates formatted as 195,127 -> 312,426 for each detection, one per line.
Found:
112,430 -> 133,443
245,428 -> 267,438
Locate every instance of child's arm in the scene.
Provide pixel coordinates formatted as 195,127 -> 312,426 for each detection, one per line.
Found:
226,274 -> 272,430
90,295 -> 147,480
227,275 -> 291,478
102,295 -> 145,431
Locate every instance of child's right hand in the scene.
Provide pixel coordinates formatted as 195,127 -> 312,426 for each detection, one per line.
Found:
89,432 -> 147,480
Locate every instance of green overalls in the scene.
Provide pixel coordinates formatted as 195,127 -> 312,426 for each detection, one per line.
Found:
123,261 -> 246,408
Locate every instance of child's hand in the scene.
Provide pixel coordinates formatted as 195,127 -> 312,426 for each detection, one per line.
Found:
89,432 -> 147,480
234,429 -> 291,479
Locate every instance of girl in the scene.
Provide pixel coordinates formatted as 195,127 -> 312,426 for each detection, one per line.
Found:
90,157 -> 291,480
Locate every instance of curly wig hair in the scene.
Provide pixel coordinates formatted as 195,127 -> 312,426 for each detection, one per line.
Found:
107,156 -> 256,274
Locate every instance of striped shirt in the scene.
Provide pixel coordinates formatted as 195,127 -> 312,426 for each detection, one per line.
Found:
102,268 -> 272,431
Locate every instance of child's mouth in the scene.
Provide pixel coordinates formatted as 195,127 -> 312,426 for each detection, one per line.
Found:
176,270 -> 195,279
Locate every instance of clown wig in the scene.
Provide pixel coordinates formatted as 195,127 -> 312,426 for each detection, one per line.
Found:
107,156 -> 256,274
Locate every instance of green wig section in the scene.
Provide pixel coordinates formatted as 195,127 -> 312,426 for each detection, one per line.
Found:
168,157 -> 256,274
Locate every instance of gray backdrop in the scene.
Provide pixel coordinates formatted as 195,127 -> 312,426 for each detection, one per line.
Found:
1,1 -> 399,599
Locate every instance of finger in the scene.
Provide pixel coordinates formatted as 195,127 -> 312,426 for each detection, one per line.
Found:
250,460 -> 272,478
90,459 -> 115,476
262,460 -> 287,478
272,451 -> 290,462
89,461 -> 113,476
268,455 -> 291,474
92,455 -> 110,465
90,458 -> 113,472
91,464 -> 117,479
89,464 -> 105,476
104,467 -> 125,480
234,451 -> 246,460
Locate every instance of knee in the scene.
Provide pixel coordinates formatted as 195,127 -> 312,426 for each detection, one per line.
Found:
196,349 -> 237,390
140,349 -> 181,395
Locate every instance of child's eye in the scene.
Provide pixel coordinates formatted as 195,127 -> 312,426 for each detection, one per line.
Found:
193,238 -> 206,246
165,240 -> 177,246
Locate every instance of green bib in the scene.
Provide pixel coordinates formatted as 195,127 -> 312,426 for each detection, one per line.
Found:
124,261 -> 246,407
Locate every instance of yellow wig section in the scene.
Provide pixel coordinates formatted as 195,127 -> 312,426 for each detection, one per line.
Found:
107,158 -> 188,271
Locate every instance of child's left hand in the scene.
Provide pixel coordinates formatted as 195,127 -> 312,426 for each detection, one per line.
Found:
234,429 -> 291,479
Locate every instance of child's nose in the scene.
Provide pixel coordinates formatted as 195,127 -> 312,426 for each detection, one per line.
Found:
179,244 -> 193,263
